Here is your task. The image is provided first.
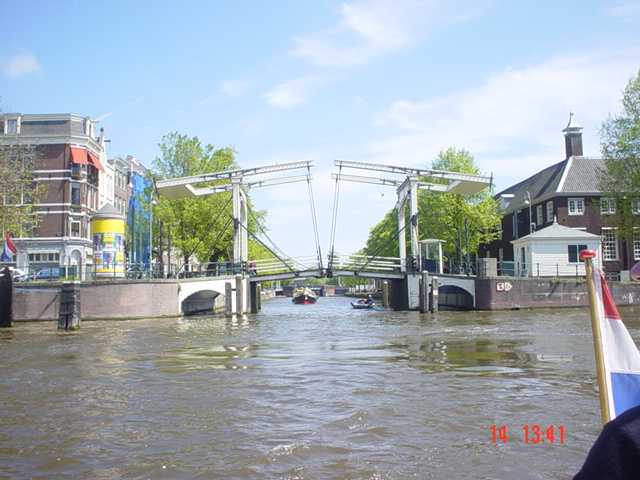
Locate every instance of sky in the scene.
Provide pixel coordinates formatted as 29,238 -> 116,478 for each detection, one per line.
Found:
2,0 -> 640,259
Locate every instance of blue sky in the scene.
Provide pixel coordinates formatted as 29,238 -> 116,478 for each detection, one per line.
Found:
2,0 -> 640,258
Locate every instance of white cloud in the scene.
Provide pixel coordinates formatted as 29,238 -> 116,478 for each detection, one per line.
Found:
129,96 -> 145,105
369,46 -> 640,189
220,79 -> 250,98
96,111 -> 116,122
290,0 -> 479,67
263,76 -> 327,108
4,52 -> 41,79
605,1 -> 640,21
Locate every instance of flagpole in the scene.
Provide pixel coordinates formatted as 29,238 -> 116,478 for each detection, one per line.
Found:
580,249 -> 611,425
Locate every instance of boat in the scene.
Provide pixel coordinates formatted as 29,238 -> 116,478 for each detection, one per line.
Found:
292,288 -> 317,304
351,297 -> 375,309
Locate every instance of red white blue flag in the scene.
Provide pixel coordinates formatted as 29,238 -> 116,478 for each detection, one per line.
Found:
1,233 -> 17,261
594,267 -> 640,419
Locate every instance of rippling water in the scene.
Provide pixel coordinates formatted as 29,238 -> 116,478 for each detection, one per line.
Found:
2,297 -> 640,479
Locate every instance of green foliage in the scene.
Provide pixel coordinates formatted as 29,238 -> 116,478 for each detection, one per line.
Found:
362,208 -> 399,258
419,148 -> 501,259
0,144 -> 48,236
597,70 -> 640,238
362,147 -> 500,260
415,152 -> 493,258
151,132 -> 268,265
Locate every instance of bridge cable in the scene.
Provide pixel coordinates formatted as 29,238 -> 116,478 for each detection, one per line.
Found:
327,163 -> 343,273
184,194 -> 233,261
355,213 -> 417,274
361,205 -> 399,258
306,164 -> 323,271
246,206 -> 308,271
198,216 -> 234,271
236,217 -> 301,276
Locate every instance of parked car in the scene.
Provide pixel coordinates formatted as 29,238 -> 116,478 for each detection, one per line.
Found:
7,267 -> 28,282
30,267 -> 60,281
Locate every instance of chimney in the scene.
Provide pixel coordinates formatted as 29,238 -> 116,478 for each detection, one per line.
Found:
562,111 -> 583,158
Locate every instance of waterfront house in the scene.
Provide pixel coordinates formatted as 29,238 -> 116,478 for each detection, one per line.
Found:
479,114 -> 635,281
510,221 -> 602,277
0,113 -> 108,279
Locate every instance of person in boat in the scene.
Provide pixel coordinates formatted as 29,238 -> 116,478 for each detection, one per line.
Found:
356,295 -> 374,305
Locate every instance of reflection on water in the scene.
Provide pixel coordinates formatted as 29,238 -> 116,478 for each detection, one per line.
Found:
2,298 -> 640,479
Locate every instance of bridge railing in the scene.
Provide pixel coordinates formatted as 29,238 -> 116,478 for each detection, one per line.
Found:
329,254 -> 403,273
252,255 -> 322,276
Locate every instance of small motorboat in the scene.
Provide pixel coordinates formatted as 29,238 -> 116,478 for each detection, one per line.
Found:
292,288 -> 317,304
351,297 -> 374,309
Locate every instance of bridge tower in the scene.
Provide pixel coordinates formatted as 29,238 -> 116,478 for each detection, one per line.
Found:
332,160 -> 492,309
231,178 -> 249,266
155,161 -> 315,313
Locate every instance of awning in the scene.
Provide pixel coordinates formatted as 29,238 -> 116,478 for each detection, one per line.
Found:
87,151 -> 105,172
70,147 -> 88,164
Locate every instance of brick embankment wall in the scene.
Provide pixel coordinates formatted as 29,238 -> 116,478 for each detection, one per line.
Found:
474,277 -> 640,310
13,280 -> 180,321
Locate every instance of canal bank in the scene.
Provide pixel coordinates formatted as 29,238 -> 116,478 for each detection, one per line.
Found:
7,275 -> 640,321
473,276 -> 640,310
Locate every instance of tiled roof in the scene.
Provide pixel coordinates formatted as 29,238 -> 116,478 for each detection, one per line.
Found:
559,157 -> 605,193
515,221 -> 601,241
497,156 -> 604,214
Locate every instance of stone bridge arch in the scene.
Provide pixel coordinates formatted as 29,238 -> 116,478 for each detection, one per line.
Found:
178,278 -> 231,315
181,289 -> 225,315
436,275 -> 476,310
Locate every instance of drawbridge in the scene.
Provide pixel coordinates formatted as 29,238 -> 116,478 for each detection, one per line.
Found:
156,159 -> 491,311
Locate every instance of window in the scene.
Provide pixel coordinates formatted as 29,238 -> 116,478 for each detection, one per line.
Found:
28,252 -> 60,262
546,201 -> 554,222
600,198 -> 616,215
5,118 -> 18,134
602,228 -> 619,261
536,205 -> 544,226
568,244 -> 588,263
634,230 -> 640,260
632,200 -> 640,215
70,220 -> 80,237
568,198 -> 585,215
71,184 -> 81,206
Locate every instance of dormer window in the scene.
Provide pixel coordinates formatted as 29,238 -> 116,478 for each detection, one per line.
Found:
4,117 -> 19,134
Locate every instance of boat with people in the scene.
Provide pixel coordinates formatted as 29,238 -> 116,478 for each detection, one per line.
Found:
351,295 -> 375,309
292,287 -> 318,304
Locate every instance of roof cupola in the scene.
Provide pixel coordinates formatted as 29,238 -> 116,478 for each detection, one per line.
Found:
562,111 -> 584,158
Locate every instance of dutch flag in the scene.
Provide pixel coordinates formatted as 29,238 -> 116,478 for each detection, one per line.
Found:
1,233 -> 17,262
593,267 -> 640,420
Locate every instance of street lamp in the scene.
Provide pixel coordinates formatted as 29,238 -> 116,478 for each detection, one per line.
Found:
524,191 -> 533,234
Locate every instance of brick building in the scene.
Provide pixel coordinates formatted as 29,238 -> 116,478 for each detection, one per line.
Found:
0,113 -> 109,277
479,114 -> 636,281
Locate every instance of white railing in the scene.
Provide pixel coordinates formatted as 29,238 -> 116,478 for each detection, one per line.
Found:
328,254 -> 403,273
252,255 -> 322,275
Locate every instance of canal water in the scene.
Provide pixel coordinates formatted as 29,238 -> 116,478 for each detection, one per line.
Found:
2,297 -> 640,480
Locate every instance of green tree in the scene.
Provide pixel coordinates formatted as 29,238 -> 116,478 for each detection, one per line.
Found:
362,147 -> 500,262
597,70 -> 640,238
418,147 -> 501,261
151,132 -> 268,266
362,208 -> 400,258
0,102 -> 48,237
